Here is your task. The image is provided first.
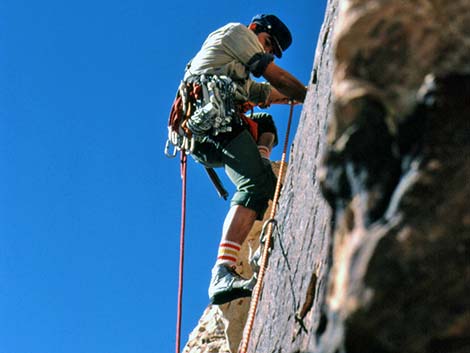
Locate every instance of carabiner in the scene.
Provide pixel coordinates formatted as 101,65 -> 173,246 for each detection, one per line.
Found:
164,139 -> 178,158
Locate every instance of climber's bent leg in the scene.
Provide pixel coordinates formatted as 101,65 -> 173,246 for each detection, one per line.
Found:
208,129 -> 276,304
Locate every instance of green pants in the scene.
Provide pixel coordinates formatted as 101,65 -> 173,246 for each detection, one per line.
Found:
191,113 -> 277,220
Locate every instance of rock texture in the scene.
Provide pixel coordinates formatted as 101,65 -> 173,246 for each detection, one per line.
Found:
316,0 -> 470,351
182,1 -> 470,353
182,306 -> 231,353
318,74 -> 470,353
246,1 -> 337,352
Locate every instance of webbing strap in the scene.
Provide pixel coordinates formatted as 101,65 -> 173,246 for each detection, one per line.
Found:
175,151 -> 187,353
238,102 -> 296,353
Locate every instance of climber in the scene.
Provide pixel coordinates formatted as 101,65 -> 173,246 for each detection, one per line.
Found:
180,14 -> 307,304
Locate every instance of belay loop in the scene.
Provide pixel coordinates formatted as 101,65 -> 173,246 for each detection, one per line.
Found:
165,75 -> 238,156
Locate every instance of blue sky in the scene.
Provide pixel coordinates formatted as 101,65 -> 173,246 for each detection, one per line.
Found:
1,1 -> 327,352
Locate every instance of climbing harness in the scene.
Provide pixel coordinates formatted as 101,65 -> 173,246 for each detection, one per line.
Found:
238,102 -> 296,353
166,75 -> 245,199
175,150 -> 187,353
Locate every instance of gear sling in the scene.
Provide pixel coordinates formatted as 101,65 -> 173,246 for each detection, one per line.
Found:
165,74 -> 259,199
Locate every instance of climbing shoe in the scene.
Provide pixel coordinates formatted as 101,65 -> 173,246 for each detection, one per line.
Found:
208,264 -> 256,305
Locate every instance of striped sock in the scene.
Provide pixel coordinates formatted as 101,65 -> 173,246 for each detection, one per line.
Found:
216,240 -> 241,267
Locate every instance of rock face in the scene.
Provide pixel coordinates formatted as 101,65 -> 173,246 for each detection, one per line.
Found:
182,1 -> 470,352
182,306 -> 231,353
246,1 -> 337,352
318,73 -> 470,353
316,0 -> 470,351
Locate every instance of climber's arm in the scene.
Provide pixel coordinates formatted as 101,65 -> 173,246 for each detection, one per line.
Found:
262,62 -> 307,103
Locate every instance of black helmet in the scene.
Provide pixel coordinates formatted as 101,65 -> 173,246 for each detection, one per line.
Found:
251,14 -> 292,58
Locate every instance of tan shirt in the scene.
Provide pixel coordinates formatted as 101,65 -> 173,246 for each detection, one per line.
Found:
184,23 -> 271,104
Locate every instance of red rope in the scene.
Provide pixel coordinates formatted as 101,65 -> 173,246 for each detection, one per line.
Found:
175,150 -> 187,353
238,102 -> 295,353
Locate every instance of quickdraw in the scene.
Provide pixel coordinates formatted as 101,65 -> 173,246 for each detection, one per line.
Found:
166,81 -> 199,156
165,75 -> 239,156
186,75 -> 237,136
